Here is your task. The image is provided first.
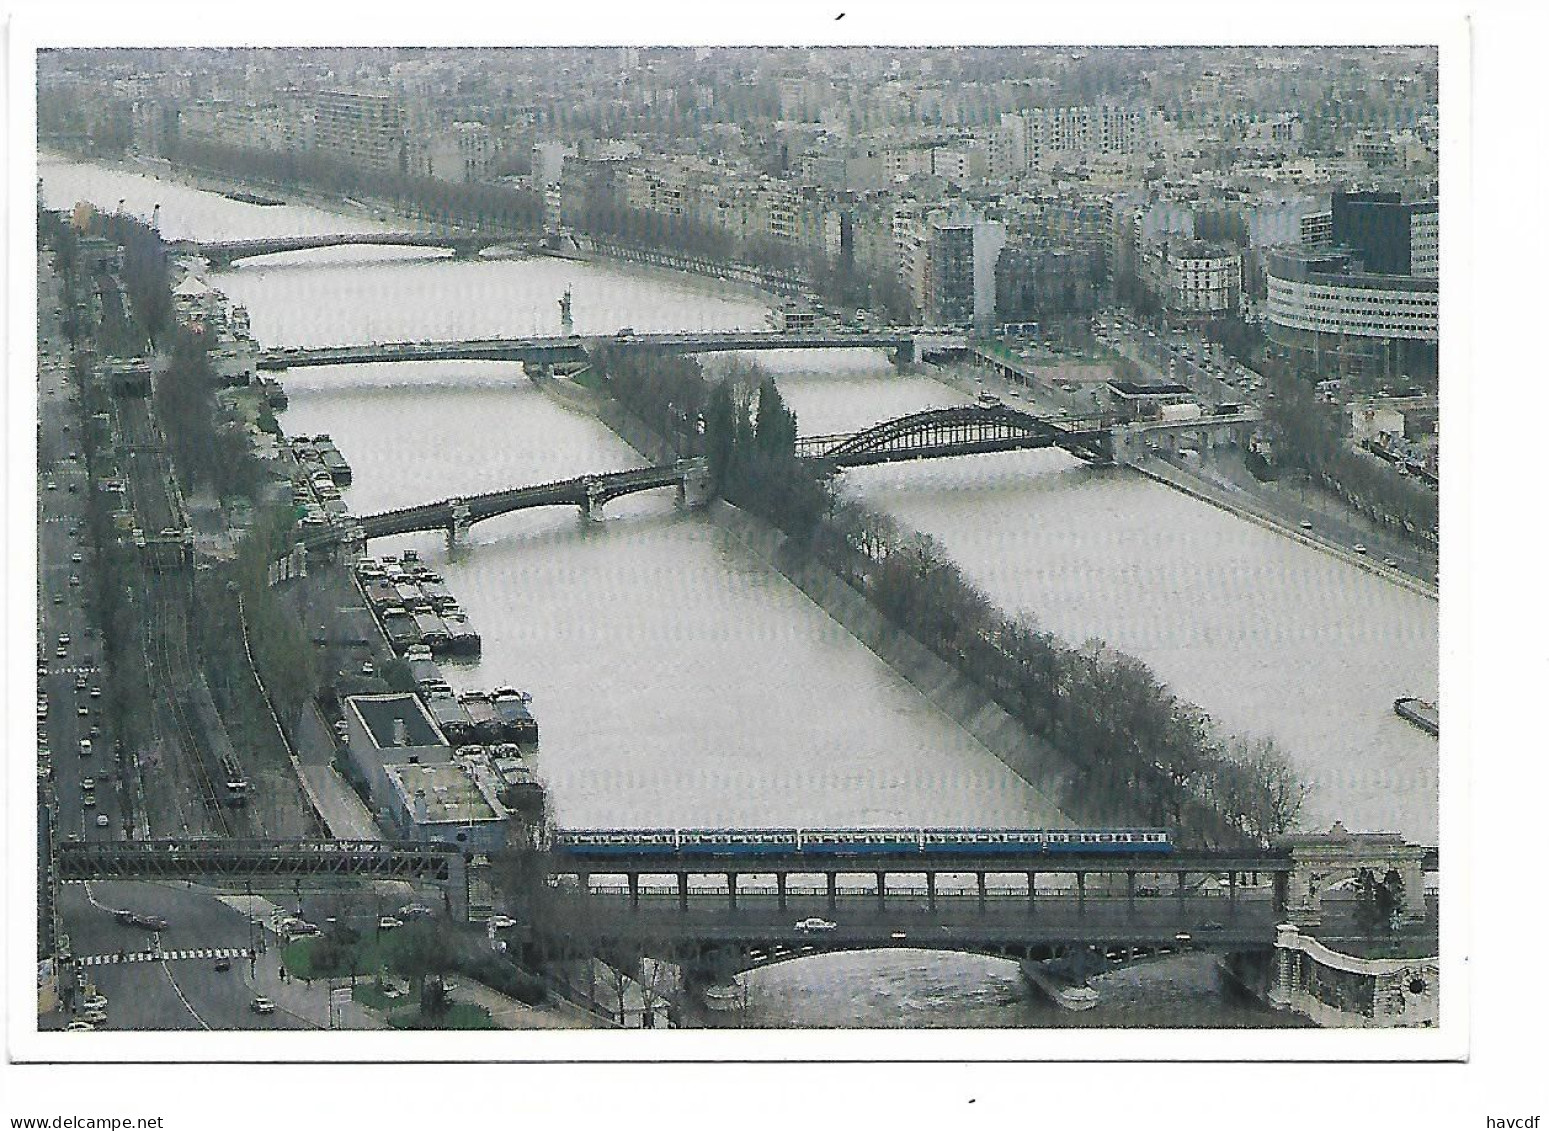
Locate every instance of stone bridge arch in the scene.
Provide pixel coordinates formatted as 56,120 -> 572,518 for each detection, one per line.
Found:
1276,823 -> 1429,930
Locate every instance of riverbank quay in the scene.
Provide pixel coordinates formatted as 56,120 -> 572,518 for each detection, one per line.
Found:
1129,456 -> 1437,600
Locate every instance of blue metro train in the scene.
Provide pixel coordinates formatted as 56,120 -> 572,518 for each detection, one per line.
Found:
552,828 -> 1173,859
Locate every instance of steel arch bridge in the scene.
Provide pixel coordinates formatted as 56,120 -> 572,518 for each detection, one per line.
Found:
795,404 -> 1114,467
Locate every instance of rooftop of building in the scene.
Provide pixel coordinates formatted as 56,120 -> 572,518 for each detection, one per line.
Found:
348,693 -> 446,751
384,760 -> 499,824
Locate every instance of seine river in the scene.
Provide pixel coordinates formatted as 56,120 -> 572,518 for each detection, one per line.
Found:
40,157 -> 1437,1027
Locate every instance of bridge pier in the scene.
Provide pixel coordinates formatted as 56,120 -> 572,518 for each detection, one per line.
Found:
1176,871 -> 1188,919
875,871 -> 887,911
825,873 -> 837,914
628,873 -> 640,912
776,873 -> 787,913
581,478 -> 604,522
927,873 -> 937,913
1077,872 -> 1086,915
446,499 -> 471,551
677,872 -> 689,913
1127,871 -> 1136,914
726,872 -> 738,912
977,872 -> 988,914
891,339 -> 915,369
1026,872 -> 1036,914
675,457 -> 713,510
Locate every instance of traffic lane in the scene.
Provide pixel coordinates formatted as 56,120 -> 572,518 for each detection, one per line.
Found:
77,961 -> 205,1031
578,892 -> 1278,936
61,882 -> 313,1031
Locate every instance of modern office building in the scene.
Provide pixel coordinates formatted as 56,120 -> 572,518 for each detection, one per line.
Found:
923,210 -> 1006,330
1264,248 -> 1438,379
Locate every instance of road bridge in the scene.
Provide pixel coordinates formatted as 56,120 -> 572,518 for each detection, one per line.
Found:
254,328 -> 960,371
177,231 -> 507,268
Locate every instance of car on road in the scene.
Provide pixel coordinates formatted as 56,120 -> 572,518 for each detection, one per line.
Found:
1298,520 -> 1312,530
53,592 -> 64,605
83,791 -> 96,807
71,552 -> 82,563
81,777 -> 95,791
794,917 -> 837,933
78,705 -> 89,717
65,1020 -> 95,1032
1353,543 -> 1368,554
1383,557 -> 1399,568
95,814 -> 110,828
69,574 -> 80,587
250,997 -> 276,1015
214,958 -> 232,972
75,674 -> 88,690
361,660 -> 375,677
78,739 -> 92,757
1200,920 -> 1225,931
131,914 -> 169,931
378,916 -> 404,931
81,994 -> 107,1012
58,633 -> 70,646
56,646 -> 68,658
399,904 -> 434,920
90,686 -> 102,698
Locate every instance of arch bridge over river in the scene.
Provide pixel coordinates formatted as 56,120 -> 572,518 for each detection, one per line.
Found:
303,404 -> 1137,549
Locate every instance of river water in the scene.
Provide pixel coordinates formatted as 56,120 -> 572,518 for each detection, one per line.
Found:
39,157 -> 1437,1028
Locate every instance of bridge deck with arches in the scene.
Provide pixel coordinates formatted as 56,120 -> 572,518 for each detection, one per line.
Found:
181,231 -> 505,267
255,328 -> 941,371
307,405 -> 1118,548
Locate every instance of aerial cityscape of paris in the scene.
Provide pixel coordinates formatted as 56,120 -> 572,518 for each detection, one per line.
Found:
10,3 -> 1521,1125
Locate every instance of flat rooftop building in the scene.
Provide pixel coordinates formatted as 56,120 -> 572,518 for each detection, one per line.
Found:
382,756 -> 511,852
343,693 -> 451,812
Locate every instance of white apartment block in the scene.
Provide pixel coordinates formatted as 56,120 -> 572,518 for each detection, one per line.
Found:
1012,106 -> 1154,168
426,122 -> 492,184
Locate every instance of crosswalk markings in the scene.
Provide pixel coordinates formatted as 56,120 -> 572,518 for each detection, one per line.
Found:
76,947 -> 252,968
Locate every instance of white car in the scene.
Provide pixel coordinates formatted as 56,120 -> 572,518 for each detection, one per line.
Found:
250,997 -> 276,1015
95,814 -> 110,828
793,917 -> 837,934
378,916 -> 404,931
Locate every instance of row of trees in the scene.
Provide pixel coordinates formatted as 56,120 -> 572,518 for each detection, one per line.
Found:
170,133 -> 914,321
808,503 -> 1308,846
1262,362 -> 1438,538
171,138 -> 544,236
601,352 -> 1310,847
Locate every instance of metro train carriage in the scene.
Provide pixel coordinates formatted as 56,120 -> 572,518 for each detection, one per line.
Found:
796,828 -> 925,855
551,827 -> 1173,858
676,829 -> 799,856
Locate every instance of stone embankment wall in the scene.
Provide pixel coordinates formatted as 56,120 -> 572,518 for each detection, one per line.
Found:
530,370 -> 1082,824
